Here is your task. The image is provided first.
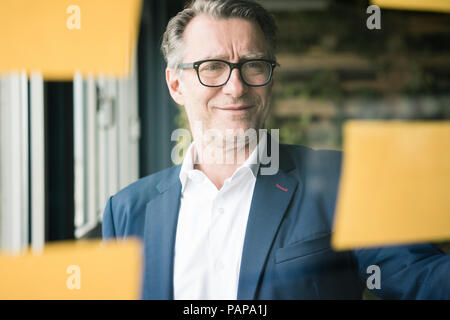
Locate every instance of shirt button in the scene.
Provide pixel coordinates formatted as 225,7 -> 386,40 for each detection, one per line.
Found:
217,208 -> 224,214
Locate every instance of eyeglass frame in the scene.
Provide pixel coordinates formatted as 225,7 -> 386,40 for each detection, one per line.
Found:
177,58 -> 280,88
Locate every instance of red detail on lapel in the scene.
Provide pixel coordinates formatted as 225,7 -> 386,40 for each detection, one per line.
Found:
276,184 -> 288,192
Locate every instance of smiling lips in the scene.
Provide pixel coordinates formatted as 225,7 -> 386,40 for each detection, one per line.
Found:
216,105 -> 254,111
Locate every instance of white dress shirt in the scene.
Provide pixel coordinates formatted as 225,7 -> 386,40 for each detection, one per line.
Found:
173,133 -> 266,300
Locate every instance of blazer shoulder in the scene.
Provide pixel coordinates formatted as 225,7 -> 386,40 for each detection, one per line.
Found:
110,165 -> 181,213
103,165 -> 181,238
282,144 -> 342,176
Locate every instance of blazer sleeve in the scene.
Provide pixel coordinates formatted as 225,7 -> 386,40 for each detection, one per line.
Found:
353,243 -> 450,299
102,196 -> 117,239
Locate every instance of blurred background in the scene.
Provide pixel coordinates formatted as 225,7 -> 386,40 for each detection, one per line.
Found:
0,0 -> 448,254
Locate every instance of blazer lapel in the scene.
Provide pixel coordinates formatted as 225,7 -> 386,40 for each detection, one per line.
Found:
142,167 -> 181,300
237,145 -> 300,299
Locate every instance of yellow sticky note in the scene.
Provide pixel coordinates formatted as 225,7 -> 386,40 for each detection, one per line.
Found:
0,238 -> 142,299
332,121 -> 450,250
372,0 -> 450,13
0,0 -> 142,80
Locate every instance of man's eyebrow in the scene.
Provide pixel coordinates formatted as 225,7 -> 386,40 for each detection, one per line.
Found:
200,52 -> 268,60
240,52 -> 267,59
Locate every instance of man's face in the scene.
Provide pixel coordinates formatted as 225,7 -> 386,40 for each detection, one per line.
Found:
167,14 -> 273,142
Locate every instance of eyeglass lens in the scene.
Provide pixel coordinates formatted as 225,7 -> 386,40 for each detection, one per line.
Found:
198,60 -> 272,86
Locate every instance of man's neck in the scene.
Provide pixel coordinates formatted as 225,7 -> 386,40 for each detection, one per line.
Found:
193,142 -> 254,190
194,162 -> 240,190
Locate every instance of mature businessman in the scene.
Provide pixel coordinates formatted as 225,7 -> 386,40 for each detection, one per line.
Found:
102,0 -> 450,299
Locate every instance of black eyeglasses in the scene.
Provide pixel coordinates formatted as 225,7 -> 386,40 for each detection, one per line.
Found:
177,59 -> 279,87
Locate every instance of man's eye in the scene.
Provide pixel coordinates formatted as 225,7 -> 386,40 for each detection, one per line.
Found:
201,63 -> 225,72
247,62 -> 263,69
245,62 -> 266,73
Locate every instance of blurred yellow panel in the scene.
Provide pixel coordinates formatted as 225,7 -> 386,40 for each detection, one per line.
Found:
0,0 -> 142,80
372,0 -> 450,13
0,239 -> 142,299
332,121 -> 450,250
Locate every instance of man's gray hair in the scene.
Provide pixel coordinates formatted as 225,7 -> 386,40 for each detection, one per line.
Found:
161,0 -> 278,69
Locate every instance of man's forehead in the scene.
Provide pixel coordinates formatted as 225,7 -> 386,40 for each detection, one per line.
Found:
185,14 -> 260,34
182,14 -> 269,60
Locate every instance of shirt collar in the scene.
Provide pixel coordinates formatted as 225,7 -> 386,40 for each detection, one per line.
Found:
179,131 -> 267,192
179,142 -> 197,192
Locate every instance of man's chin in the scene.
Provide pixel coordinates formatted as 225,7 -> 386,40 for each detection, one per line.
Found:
220,124 -> 260,143
220,123 -> 257,135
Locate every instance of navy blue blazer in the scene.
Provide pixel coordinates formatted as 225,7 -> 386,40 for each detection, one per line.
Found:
102,143 -> 450,299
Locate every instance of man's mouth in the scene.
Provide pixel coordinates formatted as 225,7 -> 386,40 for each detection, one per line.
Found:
216,105 -> 254,111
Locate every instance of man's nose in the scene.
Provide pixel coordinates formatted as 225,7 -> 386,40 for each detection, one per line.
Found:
222,68 -> 248,97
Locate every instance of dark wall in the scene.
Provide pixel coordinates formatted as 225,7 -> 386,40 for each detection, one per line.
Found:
45,82 -> 75,242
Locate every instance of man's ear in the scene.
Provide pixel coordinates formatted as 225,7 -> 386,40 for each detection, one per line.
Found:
166,68 -> 185,106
